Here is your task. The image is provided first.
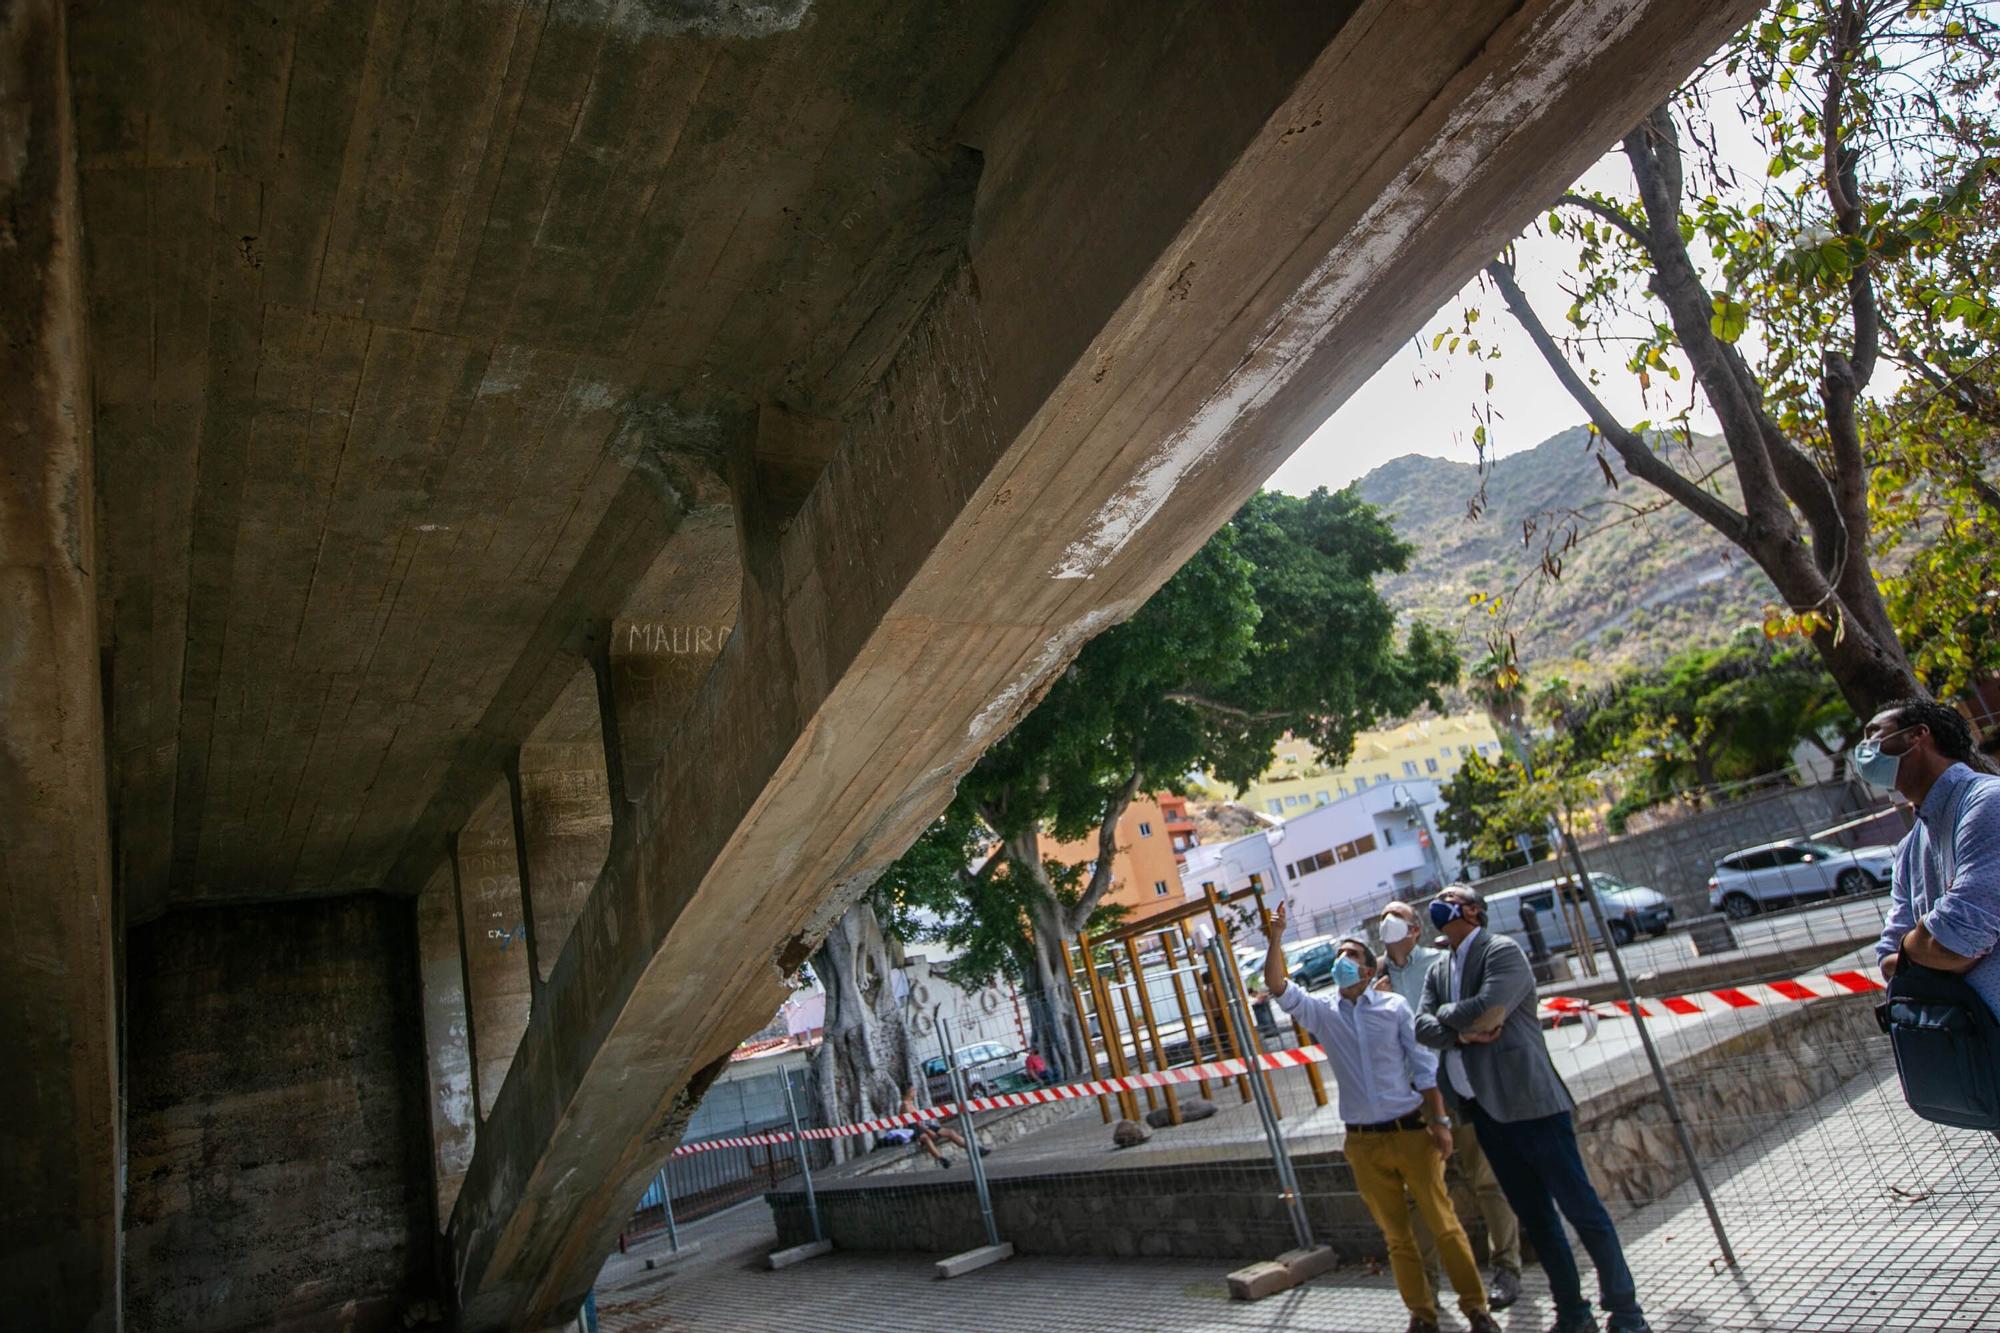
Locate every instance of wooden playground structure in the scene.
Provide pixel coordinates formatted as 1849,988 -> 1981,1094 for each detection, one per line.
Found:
1060,876 -> 1328,1126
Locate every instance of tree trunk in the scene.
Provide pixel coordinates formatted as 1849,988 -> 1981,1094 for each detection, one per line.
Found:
1023,898 -> 1091,1080
808,899 -> 920,1163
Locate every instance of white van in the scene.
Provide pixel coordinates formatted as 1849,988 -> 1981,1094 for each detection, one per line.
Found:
1484,875 -> 1674,950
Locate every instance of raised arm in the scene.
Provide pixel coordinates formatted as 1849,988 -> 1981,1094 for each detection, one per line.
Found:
1263,903 -> 1292,999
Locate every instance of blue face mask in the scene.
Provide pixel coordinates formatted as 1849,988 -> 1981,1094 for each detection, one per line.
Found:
1853,727 -> 1913,791
1429,898 -> 1463,929
1332,955 -> 1363,989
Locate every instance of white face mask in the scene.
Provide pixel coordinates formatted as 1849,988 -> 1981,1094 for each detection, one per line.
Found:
1379,914 -> 1411,945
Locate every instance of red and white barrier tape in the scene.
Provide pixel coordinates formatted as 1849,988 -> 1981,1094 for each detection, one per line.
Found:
671,968 -> 1885,1158
1537,966 -> 1884,1020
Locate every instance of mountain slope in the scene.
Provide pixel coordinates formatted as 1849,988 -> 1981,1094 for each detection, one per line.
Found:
1352,427 -> 1777,678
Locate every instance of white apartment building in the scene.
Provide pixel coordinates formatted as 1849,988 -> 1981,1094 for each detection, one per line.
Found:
1182,779 -> 1460,937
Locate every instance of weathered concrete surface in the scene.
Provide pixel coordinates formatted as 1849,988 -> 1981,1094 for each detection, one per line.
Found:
454,787 -> 535,1119
0,2 -> 121,1327
417,863 -> 477,1226
447,2 -> 1762,1327
512,740 -> 613,984
123,897 -> 434,1332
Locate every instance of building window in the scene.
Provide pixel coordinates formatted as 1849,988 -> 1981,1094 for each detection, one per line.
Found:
1315,790 -> 1330,804
1374,773 -> 1389,786
1285,794 -> 1303,807
1137,821 -> 1153,837
1268,799 -> 1284,815
1459,745 -> 1472,758
1401,761 -> 1418,777
1479,742 -> 1496,757
1425,757 -> 1439,774
1285,865 -> 1296,879
1353,833 -> 1378,855
1441,746 -> 1452,756
1381,826 -> 1395,845
1153,880 -> 1170,896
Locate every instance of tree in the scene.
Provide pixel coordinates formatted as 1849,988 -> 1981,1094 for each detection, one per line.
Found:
1574,635 -> 1854,817
1435,750 -> 1549,875
806,895 -> 924,1163
884,488 -> 1458,1077
1464,0 -> 1999,724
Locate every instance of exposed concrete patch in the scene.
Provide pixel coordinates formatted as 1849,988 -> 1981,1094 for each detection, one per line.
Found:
1049,0 -> 1655,581
545,0 -> 811,39
966,601 -> 1135,743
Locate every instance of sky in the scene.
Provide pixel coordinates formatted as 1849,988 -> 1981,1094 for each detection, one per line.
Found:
1266,85 -> 1754,497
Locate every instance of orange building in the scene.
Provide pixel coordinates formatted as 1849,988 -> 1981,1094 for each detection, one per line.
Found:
1039,793 -> 1190,922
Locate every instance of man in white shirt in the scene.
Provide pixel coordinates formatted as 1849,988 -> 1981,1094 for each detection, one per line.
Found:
1376,901 -> 1522,1311
1265,905 -> 1499,1333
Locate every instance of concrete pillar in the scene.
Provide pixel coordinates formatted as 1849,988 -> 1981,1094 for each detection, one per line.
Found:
453,789 -> 534,1120
509,741 -> 613,983
445,1 -> 1761,1327
0,1 -> 123,1327
417,863 -> 477,1226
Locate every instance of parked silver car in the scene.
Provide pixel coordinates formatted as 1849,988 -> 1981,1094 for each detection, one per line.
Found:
922,1040 -> 1029,1101
1706,838 -> 1896,919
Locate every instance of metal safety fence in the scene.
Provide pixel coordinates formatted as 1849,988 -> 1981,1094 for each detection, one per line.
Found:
610,773 -> 2000,1331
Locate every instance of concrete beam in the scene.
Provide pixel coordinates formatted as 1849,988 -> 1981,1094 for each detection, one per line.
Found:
417,862 -> 477,1225
0,1 -> 122,1327
446,0 -> 1757,1327
452,788 -> 534,1120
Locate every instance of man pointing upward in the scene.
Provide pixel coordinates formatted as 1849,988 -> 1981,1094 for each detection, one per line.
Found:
1264,904 -> 1498,1333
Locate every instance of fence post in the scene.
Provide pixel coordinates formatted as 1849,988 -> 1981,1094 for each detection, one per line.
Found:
654,1166 -> 680,1254
781,1071 -> 822,1244
1557,824 -> 1738,1268
938,1016 -> 1003,1250
1206,936 -> 1313,1252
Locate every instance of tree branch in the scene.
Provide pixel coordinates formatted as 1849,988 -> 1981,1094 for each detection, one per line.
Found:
1486,256 -> 1749,545
1063,769 -> 1143,935
1160,691 -> 1294,723
1556,192 -> 1654,254
1622,109 -> 1797,546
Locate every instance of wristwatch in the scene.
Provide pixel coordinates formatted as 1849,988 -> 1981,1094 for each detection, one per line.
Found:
1427,1115 -> 1453,1128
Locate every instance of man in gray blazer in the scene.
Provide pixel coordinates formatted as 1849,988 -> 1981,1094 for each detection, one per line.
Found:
1415,885 -> 1648,1333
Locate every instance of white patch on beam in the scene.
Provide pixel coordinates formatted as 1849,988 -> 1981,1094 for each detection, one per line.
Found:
1050,1 -> 1649,581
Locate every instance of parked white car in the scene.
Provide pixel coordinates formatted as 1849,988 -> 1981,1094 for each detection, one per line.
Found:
1706,838 -> 1897,919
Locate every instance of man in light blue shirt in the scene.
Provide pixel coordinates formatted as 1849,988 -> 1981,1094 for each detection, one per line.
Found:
1868,698 -> 2000,1017
1377,900 -> 1522,1311
1265,905 -> 1498,1333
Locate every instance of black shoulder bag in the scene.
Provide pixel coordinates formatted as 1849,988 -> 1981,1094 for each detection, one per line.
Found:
1874,780 -> 2000,1132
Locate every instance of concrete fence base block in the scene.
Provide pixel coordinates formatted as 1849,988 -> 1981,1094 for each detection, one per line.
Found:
1227,1260 -> 1299,1301
767,1239 -> 833,1270
934,1242 -> 1014,1279
642,1241 -> 703,1268
1276,1244 -> 1337,1282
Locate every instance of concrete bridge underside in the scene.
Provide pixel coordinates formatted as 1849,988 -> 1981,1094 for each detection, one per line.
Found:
1,0 -> 1756,1328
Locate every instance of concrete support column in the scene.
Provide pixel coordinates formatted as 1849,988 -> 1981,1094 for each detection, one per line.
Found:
417,863 -> 477,1227
0,2 -> 123,1327
508,742 -> 613,983
452,791 -> 535,1120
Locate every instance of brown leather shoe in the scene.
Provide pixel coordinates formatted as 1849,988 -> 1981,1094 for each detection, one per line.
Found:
1466,1313 -> 1502,1333
1404,1318 -> 1441,1333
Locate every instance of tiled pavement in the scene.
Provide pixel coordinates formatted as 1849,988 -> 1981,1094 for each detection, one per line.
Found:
595,1064 -> 2000,1333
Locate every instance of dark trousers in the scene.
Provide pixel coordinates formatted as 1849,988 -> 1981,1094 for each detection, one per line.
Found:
1467,1100 -> 1643,1327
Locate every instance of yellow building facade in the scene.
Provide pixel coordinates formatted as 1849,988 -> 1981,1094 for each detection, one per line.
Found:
1199,714 -> 1503,818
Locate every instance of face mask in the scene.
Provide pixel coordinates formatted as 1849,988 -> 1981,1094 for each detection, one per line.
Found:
1332,956 -> 1363,989
1854,727 -> 1913,791
1430,898 -> 1464,929
1379,915 -> 1411,945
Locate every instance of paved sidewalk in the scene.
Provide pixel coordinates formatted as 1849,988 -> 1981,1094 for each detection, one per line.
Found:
595,1064 -> 2000,1333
